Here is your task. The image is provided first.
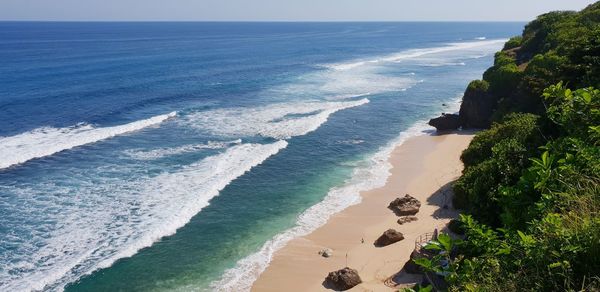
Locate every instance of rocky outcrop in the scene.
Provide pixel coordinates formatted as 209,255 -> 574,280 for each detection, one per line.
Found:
458,80 -> 494,128
429,79 -> 498,131
324,267 -> 362,290
388,194 -> 421,216
404,251 -> 424,274
318,248 -> 333,258
397,216 -> 418,225
374,229 -> 404,247
428,113 -> 461,131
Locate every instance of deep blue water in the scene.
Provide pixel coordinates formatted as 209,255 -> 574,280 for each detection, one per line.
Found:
0,22 -> 523,291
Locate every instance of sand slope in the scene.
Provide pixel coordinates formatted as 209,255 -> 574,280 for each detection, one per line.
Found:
252,132 -> 474,291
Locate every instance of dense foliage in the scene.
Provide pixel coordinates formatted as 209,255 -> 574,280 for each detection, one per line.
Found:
432,3 -> 600,291
470,2 -> 600,121
447,83 -> 600,291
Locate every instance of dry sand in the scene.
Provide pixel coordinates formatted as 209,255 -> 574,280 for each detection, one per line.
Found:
251,132 -> 474,292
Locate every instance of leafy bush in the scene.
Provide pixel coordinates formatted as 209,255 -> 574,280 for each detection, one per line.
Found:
460,113 -> 541,167
543,82 -> 600,139
466,79 -> 489,92
441,4 -> 600,290
483,63 -> 523,97
522,52 -> 568,97
503,36 -> 523,50
450,82 -> 600,290
493,51 -> 516,67
447,218 -> 465,235
520,11 -> 576,57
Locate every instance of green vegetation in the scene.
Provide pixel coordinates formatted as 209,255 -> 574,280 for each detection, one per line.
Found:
502,36 -> 523,50
453,113 -> 544,226
424,2 -> 600,291
475,2 -> 600,120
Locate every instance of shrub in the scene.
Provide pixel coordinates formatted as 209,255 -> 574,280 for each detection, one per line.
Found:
493,51 -> 516,67
543,82 -> 600,138
460,113 -> 542,167
483,63 -> 523,97
446,3 -> 600,290
503,36 -> 523,50
522,52 -> 568,96
466,79 -> 489,92
448,218 -> 465,235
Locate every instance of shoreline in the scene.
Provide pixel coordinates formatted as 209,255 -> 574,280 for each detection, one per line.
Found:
251,131 -> 474,291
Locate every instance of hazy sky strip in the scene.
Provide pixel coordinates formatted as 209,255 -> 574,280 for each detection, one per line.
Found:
0,0 -> 596,21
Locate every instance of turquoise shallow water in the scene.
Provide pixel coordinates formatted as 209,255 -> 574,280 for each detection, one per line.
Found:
0,22 -> 523,291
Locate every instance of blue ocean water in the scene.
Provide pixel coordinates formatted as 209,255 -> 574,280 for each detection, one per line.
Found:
0,22 -> 523,291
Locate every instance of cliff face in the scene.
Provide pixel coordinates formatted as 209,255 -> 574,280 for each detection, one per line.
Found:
458,80 -> 494,128
428,80 -> 494,130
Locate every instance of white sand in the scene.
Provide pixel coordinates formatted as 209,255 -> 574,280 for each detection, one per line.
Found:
251,132 -> 474,291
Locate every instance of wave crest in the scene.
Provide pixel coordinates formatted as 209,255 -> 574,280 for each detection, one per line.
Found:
0,141 -> 288,291
123,139 -> 243,160
324,39 -> 506,71
0,112 -> 177,170
180,99 -> 369,139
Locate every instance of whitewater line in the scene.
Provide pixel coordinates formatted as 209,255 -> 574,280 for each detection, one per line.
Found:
325,39 -> 507,71
0,111 -> 177,170
211,122 -> 432,291
123,139 -> 243,160
3,141 -> 288,292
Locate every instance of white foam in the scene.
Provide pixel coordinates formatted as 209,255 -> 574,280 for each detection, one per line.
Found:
448,93 -> 465,114
0,141 -> 288,292
325,39 -> 506,71
123,139 -> 243,160
0,112 -> 177,169
180,99 -> 369,139
270,65 -> 417,102
421,61 -> 466,67
337,139 -> 365,145
475,36 -> 487,40
210,122 -> 432,291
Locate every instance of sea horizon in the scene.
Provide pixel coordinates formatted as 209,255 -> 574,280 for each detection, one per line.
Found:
0,20 -> 527,23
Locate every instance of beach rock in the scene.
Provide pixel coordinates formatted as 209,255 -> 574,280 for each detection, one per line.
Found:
388,194 -> 421,216
374,229 -> 404,247
459,80 -> 494,128
428,113 -> 461,131
319,248 -> 333,258
404,252 -> 424,274
324,267 -> 362,290
397,216 -> 418,225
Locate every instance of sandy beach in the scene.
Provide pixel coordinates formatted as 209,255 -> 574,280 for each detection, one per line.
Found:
252,131 -> 474,291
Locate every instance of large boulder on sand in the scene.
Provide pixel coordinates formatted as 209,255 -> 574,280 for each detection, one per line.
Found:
374,229 -> 404,247
428,113 -> 461,131
459,80 -> 494,128
388,194 -> 421,216
325,267 -> 362,290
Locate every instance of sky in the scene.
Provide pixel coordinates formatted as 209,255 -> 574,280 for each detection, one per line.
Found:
0,0 -> 596,21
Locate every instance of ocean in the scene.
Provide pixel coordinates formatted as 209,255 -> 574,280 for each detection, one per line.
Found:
0,22 -> 523,291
